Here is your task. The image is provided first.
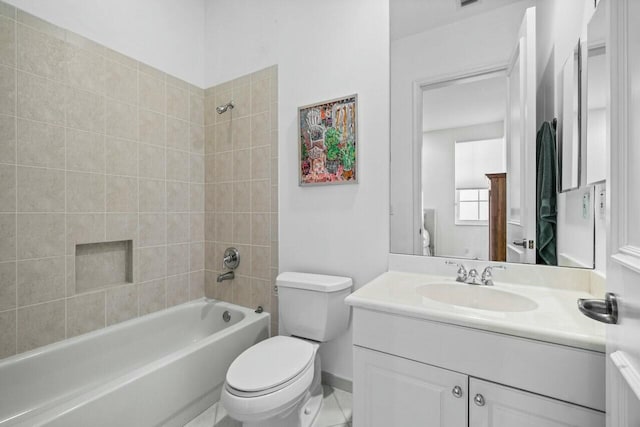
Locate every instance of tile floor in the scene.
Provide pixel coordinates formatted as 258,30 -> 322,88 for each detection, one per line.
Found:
185,385 -> 352,427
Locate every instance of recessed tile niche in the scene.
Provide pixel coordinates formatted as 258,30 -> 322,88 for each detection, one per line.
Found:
75,241 -> 133,293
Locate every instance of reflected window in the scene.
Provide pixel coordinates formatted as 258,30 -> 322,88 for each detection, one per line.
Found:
454,138 -> 504,224
456,189 -> 489,223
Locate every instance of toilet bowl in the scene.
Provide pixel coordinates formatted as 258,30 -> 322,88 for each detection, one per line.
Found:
221,336 -> 322,427
220,272 -> 352,427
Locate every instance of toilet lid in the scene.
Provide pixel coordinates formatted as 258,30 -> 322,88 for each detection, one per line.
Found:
226,336 -> 315,393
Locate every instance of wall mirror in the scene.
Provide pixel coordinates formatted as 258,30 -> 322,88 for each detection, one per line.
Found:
557,40 -> 582,192
585,0 -> 607,185
390,0 -> 607,270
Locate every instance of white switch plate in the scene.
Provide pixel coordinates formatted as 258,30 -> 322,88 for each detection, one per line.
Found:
598,188 -> 606,218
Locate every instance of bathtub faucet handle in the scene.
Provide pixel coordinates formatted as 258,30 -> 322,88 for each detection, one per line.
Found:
223,247 -> 240,270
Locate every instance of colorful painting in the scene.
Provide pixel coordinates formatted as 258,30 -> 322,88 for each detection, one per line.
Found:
298,94 -> 358,185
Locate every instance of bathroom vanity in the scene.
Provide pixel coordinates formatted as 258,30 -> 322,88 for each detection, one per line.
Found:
345,270 -> 606,427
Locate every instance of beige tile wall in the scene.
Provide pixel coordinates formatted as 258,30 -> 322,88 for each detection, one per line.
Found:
0,3 -> 207,358
203,66 -> 279,335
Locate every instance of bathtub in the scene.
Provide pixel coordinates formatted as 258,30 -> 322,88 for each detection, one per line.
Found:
0,298 -> 270,427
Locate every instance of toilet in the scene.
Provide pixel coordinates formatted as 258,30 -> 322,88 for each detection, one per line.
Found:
221,272 -> 352,427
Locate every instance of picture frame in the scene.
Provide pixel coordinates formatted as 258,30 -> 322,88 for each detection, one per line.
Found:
298,94 -> 358,186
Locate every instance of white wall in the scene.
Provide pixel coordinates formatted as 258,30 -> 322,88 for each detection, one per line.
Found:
390,0 -> 535,255
203,0 -> 277,88
207,0 -> 390,380
557,188 -> 595,268
422,122 -> 504,260
4,0 -> 206,86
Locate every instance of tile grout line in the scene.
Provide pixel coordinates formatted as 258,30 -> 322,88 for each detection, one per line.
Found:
13,14 -> 17,356
136,70 -> 141,319
187,82 -> 192,302
63,45 -> 68,342
164,73 -> 168,310
333,391 -> 352,424
103,68 -> 108,329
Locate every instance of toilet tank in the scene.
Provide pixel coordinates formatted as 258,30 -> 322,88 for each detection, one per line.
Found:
277,272 -> 353,342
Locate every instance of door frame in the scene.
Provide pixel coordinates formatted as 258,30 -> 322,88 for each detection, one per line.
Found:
411,64 -> 508,256
607,0 -> 640,424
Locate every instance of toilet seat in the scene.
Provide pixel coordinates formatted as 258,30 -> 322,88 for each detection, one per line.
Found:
220,337 -> 319,422
225,336 -> 315,396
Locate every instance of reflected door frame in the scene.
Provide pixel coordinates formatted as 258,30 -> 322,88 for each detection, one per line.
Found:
505,7 -> 537,265
411,66 -> 508,256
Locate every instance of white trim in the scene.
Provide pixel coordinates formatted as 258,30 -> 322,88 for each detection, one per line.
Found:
610,0 -> 629,257
611,251 -> 640,275
416,64 -> 508,91
619,245 -> 640,258
412,81 -> 423,255
609,0 -> 640,268
610,351 -> 640,403
507,243 -> 525,256
557,252 -> 592,269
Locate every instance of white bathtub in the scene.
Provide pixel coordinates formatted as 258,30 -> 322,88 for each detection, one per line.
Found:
0,298 -> 270,427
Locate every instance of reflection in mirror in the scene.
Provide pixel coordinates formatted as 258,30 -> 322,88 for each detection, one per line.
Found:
507,57 -> 521,225
390,0 -> 607,272
586,1 -> 607,185
558,41 -> 582,192
421,75 -> 506,260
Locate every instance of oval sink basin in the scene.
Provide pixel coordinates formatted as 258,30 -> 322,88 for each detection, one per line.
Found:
417,282 -> 538,312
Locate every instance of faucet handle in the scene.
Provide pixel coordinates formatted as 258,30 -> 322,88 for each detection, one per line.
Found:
223,247 -> 240,270
445,260 -> 468,283
481,265 -> 506,286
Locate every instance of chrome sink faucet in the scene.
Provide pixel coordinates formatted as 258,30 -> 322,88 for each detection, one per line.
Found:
446,261 -> 506,285
445,261 -> 468,283
480,265 -> 506,286
467,268 -> 480,285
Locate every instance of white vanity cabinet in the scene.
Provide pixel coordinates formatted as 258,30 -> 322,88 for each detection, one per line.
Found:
354,347 -> 467,427
354,346 -> 604,427
353,347 -> 605,427
350,307 -> 606,427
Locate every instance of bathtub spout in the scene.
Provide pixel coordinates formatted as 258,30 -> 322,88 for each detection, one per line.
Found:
217,271 -> 234,282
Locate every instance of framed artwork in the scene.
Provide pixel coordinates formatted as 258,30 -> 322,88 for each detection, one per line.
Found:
298,94 -> 358,186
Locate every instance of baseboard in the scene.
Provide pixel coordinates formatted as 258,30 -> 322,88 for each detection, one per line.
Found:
321,371 -> 353,393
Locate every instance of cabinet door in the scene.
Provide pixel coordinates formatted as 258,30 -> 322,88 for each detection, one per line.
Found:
353,346 -> 467,427
469,378 -> 605,427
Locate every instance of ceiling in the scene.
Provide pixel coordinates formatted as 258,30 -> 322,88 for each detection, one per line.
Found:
422,75 -> 507,132
390,0 -> 525,41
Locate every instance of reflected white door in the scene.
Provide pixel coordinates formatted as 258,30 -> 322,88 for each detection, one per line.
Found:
607,0 -> 640,425
506,7 -> 536,264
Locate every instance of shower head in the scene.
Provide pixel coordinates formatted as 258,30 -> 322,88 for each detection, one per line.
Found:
216,101 -> 234,114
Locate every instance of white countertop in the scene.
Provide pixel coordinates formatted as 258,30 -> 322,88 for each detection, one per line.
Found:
345,271 -> 606,352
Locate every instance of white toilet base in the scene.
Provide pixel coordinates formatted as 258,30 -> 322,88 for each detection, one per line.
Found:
241,351 -> 323,427
298,387 -> 323,427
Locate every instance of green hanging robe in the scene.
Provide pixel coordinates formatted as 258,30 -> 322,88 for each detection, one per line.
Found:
536,121 -> 558,266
